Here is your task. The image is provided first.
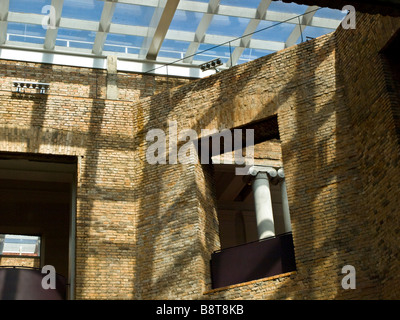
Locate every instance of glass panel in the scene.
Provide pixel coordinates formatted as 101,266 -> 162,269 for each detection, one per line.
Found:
219,0 -> 261,9
239,48 -> 274,65
9,0 -> 51,14
158,39 -> 191,60
169,10 -> 203,33
253,20 -> 296,42
56,28 -> 95,49
0,234 -> 41,256
62,0 -> 104,21
268,1 -> 308,15
112,3 -> 155,27
207,16 -> 251,37
7,22 -> 46,44
195,43 -> 231,64
314,7 -> 348,20
104,33 -> 144,54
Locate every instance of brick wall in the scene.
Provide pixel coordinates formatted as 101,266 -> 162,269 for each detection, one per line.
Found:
132,31 -> 352,299
0,59 -> 191,299
336,12 -> 400,299
0,60 -> 191,101
0,9 -> 399,300
0,256 -> 40,268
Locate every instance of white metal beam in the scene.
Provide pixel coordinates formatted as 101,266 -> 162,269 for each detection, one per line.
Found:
183,0 -> 220,64
44,0 -> 64,50
58,17 -> 99,32
0,0 -> 9,45
93,0 -> 117,55
139,0 -> 180,60
109,23 -> 148,37
226,0 -> 272,67
6,9 -> 340,37
285,6 -> 319,48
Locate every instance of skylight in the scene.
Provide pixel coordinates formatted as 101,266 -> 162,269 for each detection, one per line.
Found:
0,234 -> 41,256
0,0 -> 347,77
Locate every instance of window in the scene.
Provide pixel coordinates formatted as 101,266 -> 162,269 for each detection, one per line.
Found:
213,154 -> 292,249
211,116 -> 291,248
0,234 -> 41,257
209,117 -> 296,289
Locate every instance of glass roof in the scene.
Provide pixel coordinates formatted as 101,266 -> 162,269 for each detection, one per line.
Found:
0,0 -> 347,77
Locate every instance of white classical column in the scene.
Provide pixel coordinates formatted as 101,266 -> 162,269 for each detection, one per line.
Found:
249,167 -> 277,239
278,168 -> 292,233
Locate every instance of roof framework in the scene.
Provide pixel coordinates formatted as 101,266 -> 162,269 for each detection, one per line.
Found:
0,0 -> 345,77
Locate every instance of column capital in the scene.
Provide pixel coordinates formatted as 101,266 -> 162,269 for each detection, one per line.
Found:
243,166 -> 285,186
248,165 -> 277,178
277,167 -> 285,179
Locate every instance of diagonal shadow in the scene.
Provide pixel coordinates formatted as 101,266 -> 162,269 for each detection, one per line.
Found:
133,32 -> 342,299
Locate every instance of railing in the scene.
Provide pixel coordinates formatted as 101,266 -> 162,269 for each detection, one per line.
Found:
6,33 -> 226,62
0,266 -> 66,300
5,33 -> 257,65
210,232 -> 296,289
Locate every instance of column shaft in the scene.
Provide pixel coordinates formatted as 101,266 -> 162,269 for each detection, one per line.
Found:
252,172 -> 275,239
280,179 -> 292,232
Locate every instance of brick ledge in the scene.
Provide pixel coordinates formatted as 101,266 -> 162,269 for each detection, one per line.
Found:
203,271 -> 297,295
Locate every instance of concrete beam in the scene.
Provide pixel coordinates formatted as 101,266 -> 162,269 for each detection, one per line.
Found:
0,0 -> 10,45
226,0 -> 272,67
93,0 -> 117,55
140,0 -> 180,60
183,0 -> 220,63
44,0 -> 64,50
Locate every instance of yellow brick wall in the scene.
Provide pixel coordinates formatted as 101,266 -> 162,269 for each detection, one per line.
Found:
0,256 -> 40,268
336,12 -> 400,299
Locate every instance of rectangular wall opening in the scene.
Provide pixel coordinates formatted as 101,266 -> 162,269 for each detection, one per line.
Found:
381,28 -> 400,144
0,152 -> 77,300
213,158 -> 291,250
208,116 -> 296,289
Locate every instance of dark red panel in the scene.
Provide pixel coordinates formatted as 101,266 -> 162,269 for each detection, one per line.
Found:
210,233 -> 296,289
0,267 -> 66,300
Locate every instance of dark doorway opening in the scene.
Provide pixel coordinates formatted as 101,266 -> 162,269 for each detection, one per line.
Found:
0,152 -> 76,299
